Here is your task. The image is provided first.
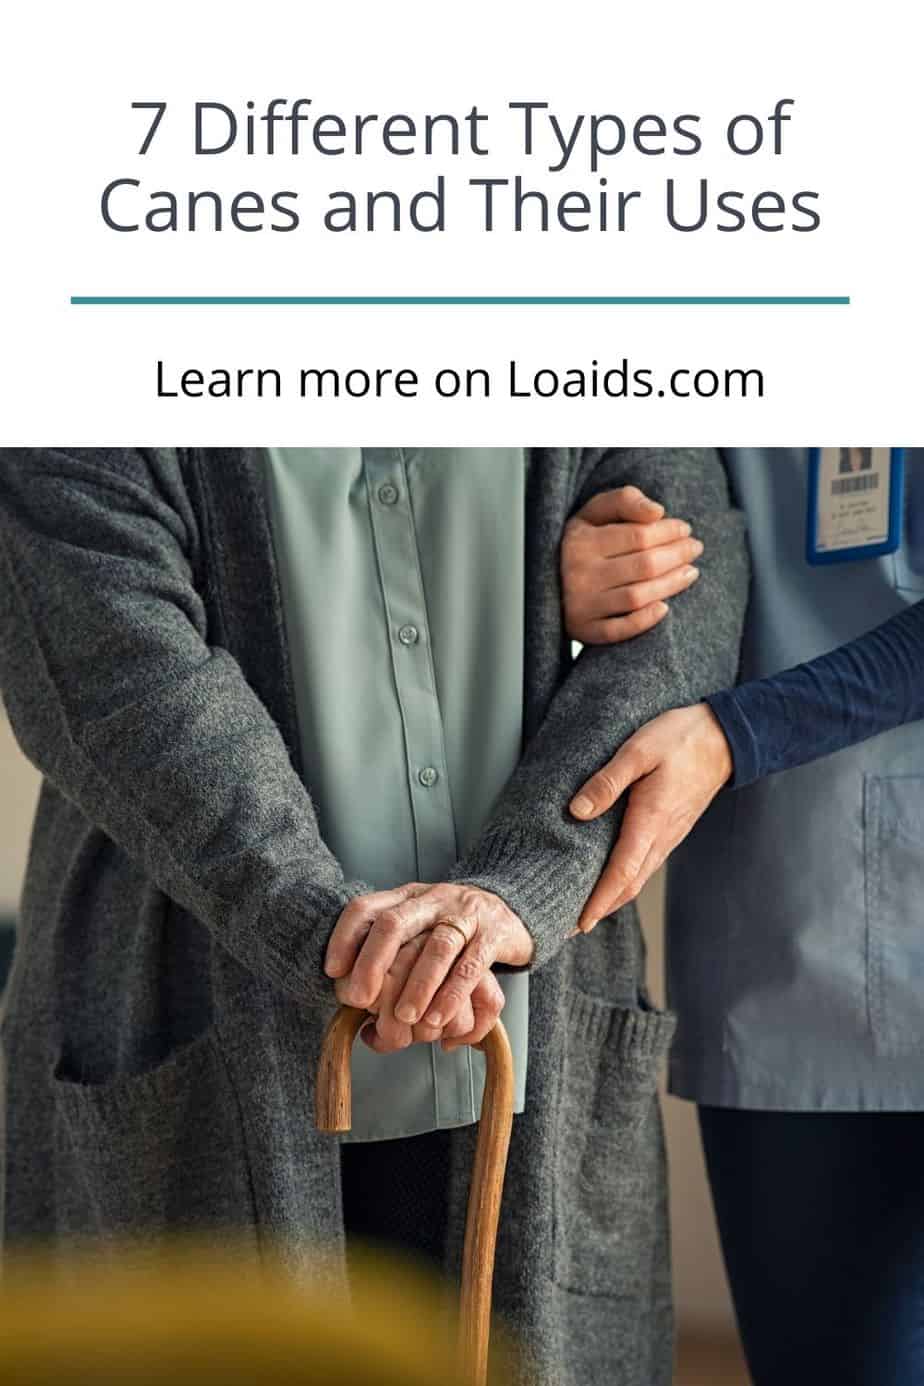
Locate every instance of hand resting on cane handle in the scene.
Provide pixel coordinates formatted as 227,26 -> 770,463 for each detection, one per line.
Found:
324,881 -> 533,1054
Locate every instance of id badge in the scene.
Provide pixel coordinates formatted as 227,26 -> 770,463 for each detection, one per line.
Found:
806,448 -> 905,565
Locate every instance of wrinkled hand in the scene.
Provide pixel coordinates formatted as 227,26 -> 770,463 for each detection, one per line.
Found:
569,704 -> 733,928
561,486 -> 703,644
324,883 -> 533,1054
345,941 -> 508,1055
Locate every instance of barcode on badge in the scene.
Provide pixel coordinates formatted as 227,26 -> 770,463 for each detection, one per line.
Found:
831,474 -> 880,496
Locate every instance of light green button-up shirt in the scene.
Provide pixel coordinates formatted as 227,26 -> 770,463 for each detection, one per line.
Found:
264,448 -> 528,1141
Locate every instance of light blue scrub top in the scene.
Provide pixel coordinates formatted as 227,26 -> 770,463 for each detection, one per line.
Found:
265,449 -> 529,1140
668,449 -> 924,1111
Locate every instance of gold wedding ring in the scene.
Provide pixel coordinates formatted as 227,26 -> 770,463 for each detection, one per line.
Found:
434,917 -> 471,947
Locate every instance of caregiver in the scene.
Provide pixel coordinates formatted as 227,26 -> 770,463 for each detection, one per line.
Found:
562,448 -> 924,1386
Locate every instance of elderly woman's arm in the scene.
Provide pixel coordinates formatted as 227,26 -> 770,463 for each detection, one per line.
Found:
328,450 -> 749,1045
0,449 -> 514,1050
0,450 -> 362,1009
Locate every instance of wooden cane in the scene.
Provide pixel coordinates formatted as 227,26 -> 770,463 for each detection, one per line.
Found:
315,1005 -> 515,1386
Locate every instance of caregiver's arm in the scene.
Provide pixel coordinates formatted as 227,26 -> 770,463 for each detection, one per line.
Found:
0,449 -> 363,1010
706,598 -> 924,784
568,557 -> 924,925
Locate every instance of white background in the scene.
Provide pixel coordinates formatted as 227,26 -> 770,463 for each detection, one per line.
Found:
0,0 -> 919,443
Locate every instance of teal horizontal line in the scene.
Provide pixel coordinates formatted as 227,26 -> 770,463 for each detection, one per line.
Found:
70,294 -> 850,306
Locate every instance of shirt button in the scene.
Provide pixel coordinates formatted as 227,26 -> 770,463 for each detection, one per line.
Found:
418,766 -> 439,788
398,624 -> 419,646
378,482 -> 399,506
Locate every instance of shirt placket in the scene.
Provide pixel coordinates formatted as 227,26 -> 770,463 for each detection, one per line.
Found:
364,449 -> 476,1127
364,450 -> 459,882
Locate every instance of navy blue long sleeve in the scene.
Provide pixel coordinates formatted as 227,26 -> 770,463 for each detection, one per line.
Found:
706,598 -> 924,789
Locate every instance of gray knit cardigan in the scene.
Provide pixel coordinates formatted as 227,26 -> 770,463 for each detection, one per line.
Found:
0,448 -> 748,1386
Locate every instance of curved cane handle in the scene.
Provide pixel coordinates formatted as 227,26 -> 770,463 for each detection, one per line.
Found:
315,1005 -> 514,1386
315,1005 -> 369,1133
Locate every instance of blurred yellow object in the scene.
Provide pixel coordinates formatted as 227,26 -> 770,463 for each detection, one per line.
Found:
0,1242 -> 512,1386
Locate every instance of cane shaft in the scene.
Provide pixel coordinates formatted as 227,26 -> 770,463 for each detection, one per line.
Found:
315,1007 -> 515,1386
458,1021 -> 515,1386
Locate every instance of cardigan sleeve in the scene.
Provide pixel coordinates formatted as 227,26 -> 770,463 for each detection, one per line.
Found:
0,449 -> 363,1008
706,597 -> 924,788
449,448 -> 750,967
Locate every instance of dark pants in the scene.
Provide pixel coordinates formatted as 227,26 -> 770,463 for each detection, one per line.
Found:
340,1129 -> 452,1271
700,1107 -> 924,1386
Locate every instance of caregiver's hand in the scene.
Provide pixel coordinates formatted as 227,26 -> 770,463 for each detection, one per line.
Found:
324,883 -> 533,1051
569,704 -> 733,929
561,485 -> 703,643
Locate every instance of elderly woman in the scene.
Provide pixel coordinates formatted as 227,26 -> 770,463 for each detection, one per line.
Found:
0,448 -> 746,1386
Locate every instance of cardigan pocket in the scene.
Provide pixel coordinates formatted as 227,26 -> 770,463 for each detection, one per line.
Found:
552,988 -> 676,1300
864,774 -> 924,1056
52,1026 -> 259,1242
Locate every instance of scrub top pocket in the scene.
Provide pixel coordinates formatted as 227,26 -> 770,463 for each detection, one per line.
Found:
864,774 -> 924,1056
